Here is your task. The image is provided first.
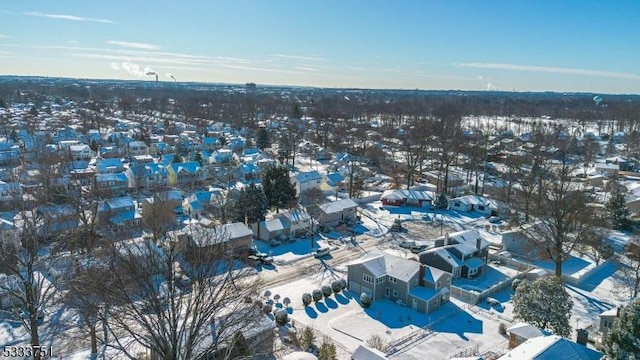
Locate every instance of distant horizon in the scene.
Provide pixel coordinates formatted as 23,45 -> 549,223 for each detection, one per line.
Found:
5,74 -> 639,98
2,1 -> 640,94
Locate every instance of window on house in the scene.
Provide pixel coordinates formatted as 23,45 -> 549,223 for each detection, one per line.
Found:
454,203 -> 460,207
363,274 -> 374,284
388,276 -> 396,283
478,205 -> 485,211
392,290 -> 398,297
385,288 -> 390,297
376,276 -> 385,284
437,282 -> 441,288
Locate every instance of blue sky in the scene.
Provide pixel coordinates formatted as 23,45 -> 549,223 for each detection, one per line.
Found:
1,0 -> 639,93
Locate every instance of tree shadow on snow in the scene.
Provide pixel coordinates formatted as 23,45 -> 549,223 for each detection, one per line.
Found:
325,298 -> 338,309
430,302 -> 483,340
305,306 -> 318,319
315,302 -> 329,313
335,293 -> 350,305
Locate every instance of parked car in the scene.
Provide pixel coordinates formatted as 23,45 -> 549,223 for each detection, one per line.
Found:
410,245 -> 428,254
314,247 -> 331,258
255,252 -> 274,264
486,297 -> 500,306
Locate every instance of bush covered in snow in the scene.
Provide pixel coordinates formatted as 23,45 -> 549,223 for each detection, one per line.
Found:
321,285 -> 333,298
331,280 -> 342,294
275,309 -> 289,326
360,292 -> 373,308
312,289 -> 323,302
302,293 -> 312,306
262,304 -> 272,314
340,278 -> 347,290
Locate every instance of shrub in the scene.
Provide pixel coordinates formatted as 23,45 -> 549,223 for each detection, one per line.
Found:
254,299 -> 263,309
300,326 -> 316,351
360,293 -> 373,308
302,293 -> 312,307
275,309 -> 289,326
312,289 -> 323,302
499,322 -> 507,336
283,297 -> 291,308
331,280 -> 342,294
340,278 -> 347,290
244,296 -> 252,303
318,338 -> 337,360
262,304 -> 272,314
366,334 -> 390,353
321,285 -> 333,298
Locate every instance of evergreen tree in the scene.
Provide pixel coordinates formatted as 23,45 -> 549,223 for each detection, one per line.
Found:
603,300 -> 640,359
194,151 -> 204,166
256,126 -> 269,150
29,104 -> 39,116
0,97 -> 6,108
512,277 -> 573,337
262,165 -> 296,213
172,153 -> 183,164
607,179 -> 630,230
228,184 -> 268,223
317,338 -> 337,360
434,193 -> 449,210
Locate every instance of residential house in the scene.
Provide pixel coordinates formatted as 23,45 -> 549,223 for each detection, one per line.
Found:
380,189 -> 434,208
321,172 -> 345,194
99,146 -> 120,158
420,230 -> 490,279
0,211 -> 19,250
97,196 -> 141,228
167,162 -> 204,188
497,335 -> 602,360
0,142 -> 20,165
142,189 -> 184,215
126,156 -> 168,190
210,149 -> 235,165
292,170 -> 323,196
96,158 -> 125,174
506,322 -> 550,349
276,208 -> 311,237
253,218 -> 286,241
347,251 -> 451,314
95,172 -> 129,196
68,144 -> 93,161
183,189 -> 223,218
0,181 -> 22,203
201,137 -> 221,151
38,204 -> 79,234
448,195 -> 508,218
149,141 -> 171,155
501,224 -> 545,261
185,222 -> 253,255
351,345 -> 388,360
599,307 -> 620,338
316,198 -> 359,226
241,148 -> 262,163
126,141 -> 149,156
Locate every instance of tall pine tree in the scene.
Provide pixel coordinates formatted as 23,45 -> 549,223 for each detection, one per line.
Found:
603,300 -> 640,359
512,277 -> 573,337
262,165 -> 296,213
256,126 -> 269,150
607,179 -> 630,230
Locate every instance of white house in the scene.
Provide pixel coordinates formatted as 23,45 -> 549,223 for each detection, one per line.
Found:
448,195 -> 508,217
68,144 -> 93,161
291,170 -> 323,196
276,208 -> 312,237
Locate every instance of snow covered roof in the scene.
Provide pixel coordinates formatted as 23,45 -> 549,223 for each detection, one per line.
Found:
293,170 -> 322,183
347,251 -> 419,282
506,322 -> 550,340
381,189 -> 434,202
422,265 -> 447,284
263,218 -> 285,232
423,247 -> 464,267
352,344 -> 389,360
497,335 -> 602,360
409,286 -> 440,301
318,198 -> 358,214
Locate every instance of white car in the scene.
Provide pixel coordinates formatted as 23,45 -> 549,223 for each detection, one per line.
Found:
314,247 -> 331,258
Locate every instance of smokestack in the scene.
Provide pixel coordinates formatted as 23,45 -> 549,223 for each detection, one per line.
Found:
146,71 -> 158,82
444,233 -> 449,246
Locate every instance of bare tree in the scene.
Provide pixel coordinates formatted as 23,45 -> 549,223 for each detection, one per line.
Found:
523,157 -> 595,277
99,227 -> 264,359
0,208 -> 61,360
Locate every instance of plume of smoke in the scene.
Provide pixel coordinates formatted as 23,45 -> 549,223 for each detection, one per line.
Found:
165,73 -> 177,82
145,70 -> 159,82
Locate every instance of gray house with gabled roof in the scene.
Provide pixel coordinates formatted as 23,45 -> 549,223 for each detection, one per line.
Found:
420,230 -> 490,278
347,251 -> 451,313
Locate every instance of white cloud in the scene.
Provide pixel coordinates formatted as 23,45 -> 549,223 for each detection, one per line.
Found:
107,40 -> 160,50
457,62 -> 640,81
0,34 -> 12,39
274,54 -> 325,61
24,11 -> 115,24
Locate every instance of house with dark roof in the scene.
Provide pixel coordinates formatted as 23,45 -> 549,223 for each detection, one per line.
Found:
97,196 -> 141,228
347,251 -> 451,313
95,172 -> 129,196
419,230 -> 490,279
380,189 -> 434,207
